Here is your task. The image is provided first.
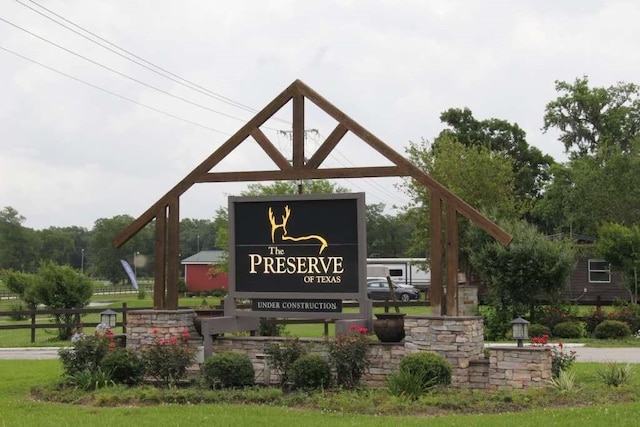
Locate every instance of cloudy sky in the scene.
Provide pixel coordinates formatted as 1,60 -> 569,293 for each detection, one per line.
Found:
1,0 -> 639,230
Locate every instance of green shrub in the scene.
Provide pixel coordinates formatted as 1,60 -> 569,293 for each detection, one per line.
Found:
289,354 -> 331,390
606,302 -> 640,333
528,323 -> 551,338
398,352 -> 451,387
265,338 -> 308,387
596,363 -> 635,387
59,332 -> 112,376
100,348 -> 145,386
387,366 -> 437,400
594,320 -> 631,339
547,369 -> 581,393
65,368 -> 114,391
584,306 -> 606,335
552,321 -> 583,339
202,352 -> 255,389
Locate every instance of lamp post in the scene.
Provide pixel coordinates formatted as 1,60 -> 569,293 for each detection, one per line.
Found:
100,309 -> 117,329
197,235 -> 200,252
81,248 -> 84,274
511,317 -> 530,347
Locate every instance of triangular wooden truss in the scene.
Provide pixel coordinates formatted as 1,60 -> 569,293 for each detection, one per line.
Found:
114,80 -> 511,314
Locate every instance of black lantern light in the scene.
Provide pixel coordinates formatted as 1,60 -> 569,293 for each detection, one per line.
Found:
510,317 -> 530,347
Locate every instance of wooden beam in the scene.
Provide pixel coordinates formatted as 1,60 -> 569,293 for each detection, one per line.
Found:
113,81 -> 298,248
196,166 -> 408,183
166,198 -> 180,310
446,203 -> 458,316
250,128 -> 291,170
292,93 -> 304,168
429,193 -> 442,316
295,80 -> 512,246
305,123 -> 348,169
153,207 -> 167,310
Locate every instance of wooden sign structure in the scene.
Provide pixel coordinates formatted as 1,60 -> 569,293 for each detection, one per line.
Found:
113,80 -> 511,315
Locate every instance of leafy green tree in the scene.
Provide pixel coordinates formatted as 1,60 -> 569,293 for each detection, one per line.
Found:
0,206 -> 40,272
25,261 -> 93,339
533,150 -> 640,235
37,227 -> 76,266
439,107 -> 555,212
402,135 -> 518,260
596,223 -> 640,303
366,203 -> 415,257
90,215 -> 153,283
543,76 -> 640,158
180,218 -> 216,257
2,270 -> 38,307
467,220 -> 575,335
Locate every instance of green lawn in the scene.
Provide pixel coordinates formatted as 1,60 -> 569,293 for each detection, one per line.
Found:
2,360 -> 640,426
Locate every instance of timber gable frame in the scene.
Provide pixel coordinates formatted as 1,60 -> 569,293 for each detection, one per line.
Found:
113,79 -> 512,313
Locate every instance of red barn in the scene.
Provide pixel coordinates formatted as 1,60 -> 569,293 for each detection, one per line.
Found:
181,250 -> 228,292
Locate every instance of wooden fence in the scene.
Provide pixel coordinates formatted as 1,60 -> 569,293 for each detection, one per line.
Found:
0,300 -> 429,343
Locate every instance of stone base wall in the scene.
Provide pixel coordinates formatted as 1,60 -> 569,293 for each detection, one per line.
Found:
126,309 -> 202,351
404,316 -> 484,387
488,347 -> 552,390
127,311 -> 552,391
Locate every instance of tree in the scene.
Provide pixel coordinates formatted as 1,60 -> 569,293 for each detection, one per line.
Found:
180,218 -> 216,258
596,223 -> 640,303
366,203 -> 415,257
439,107 -> 555,214
402,135 -> 518,260
0,206 -> 40,272
25,261 -> 93,340
467,220 -> 575,337
543,76 -> 640,158
90,215 -> 153,283
532,150 -> 640,236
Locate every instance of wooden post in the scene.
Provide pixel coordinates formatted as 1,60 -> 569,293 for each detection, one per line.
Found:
293,93 -> 304,194
446,202 -> 458,316
154,206 -> 167,310
31,310 -> 36,343
166,198 -> 180,310
429,192 -> 443,315
122,302 -> 127,333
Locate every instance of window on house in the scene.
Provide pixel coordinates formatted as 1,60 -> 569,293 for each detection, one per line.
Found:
389,269 -> 403,277
588,259 -> 611,283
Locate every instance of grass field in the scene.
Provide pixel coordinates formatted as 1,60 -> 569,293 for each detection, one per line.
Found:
1,360 -> 640,426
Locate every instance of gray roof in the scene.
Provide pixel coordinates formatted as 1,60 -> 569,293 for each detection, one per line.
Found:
181,250 -> 226,264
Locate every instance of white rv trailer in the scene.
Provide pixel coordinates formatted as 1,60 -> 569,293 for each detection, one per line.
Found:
366,258 -> 430,290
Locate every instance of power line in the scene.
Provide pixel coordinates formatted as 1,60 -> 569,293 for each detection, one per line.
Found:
16,0 -> 292,125
0,44 -> 232,135
0,15 -> 281,131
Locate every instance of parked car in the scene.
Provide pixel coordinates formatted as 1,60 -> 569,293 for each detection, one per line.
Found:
366,277 -> 420,302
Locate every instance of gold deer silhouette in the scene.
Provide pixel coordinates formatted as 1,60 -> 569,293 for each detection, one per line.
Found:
268,205 -> 328,254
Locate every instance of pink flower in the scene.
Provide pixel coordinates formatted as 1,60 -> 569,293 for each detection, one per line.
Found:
170,336 -> 178,344
558,342 -> 563,349
152,328 -> 159,334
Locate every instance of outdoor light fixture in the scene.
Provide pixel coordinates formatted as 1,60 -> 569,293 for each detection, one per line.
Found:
100,309 -> 117,328
510,317 -> 530,347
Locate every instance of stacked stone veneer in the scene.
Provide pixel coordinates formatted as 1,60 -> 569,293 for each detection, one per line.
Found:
126,309 -> 202,350
126,311 -> 551,390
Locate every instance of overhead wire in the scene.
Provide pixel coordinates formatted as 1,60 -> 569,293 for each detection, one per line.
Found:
16,0 -> 292,125
0,16 -> 282,131
0,45 -> 232,136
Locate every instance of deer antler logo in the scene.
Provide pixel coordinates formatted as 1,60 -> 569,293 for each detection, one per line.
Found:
268,205 -> 328,254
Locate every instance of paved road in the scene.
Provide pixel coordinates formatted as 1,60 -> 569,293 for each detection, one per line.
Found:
2,346 -> 640,362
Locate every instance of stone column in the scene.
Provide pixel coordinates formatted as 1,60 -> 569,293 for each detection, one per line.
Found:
126,309 -> 201,351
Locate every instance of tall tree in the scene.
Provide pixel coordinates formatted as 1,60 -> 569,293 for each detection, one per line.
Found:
366,203 -> 415,257
439,107 -> 554,214
180,218 -> 216,258
543,76 -> 640,158
402,135 -> 518,260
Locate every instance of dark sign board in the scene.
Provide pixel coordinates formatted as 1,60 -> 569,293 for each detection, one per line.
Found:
232,195 -> 361,295
252,299 -> 342,313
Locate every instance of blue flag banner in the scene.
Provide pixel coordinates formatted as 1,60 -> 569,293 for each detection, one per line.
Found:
120,259 -> 139,291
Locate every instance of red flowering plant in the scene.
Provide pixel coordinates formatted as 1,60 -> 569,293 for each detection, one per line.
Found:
58,324 -> 116,376
325,325 -> 371,389
139,328 -> 196,388
531,334 -> 577,377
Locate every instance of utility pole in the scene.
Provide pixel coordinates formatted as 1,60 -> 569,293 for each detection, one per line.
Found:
279,129 -> 318,194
